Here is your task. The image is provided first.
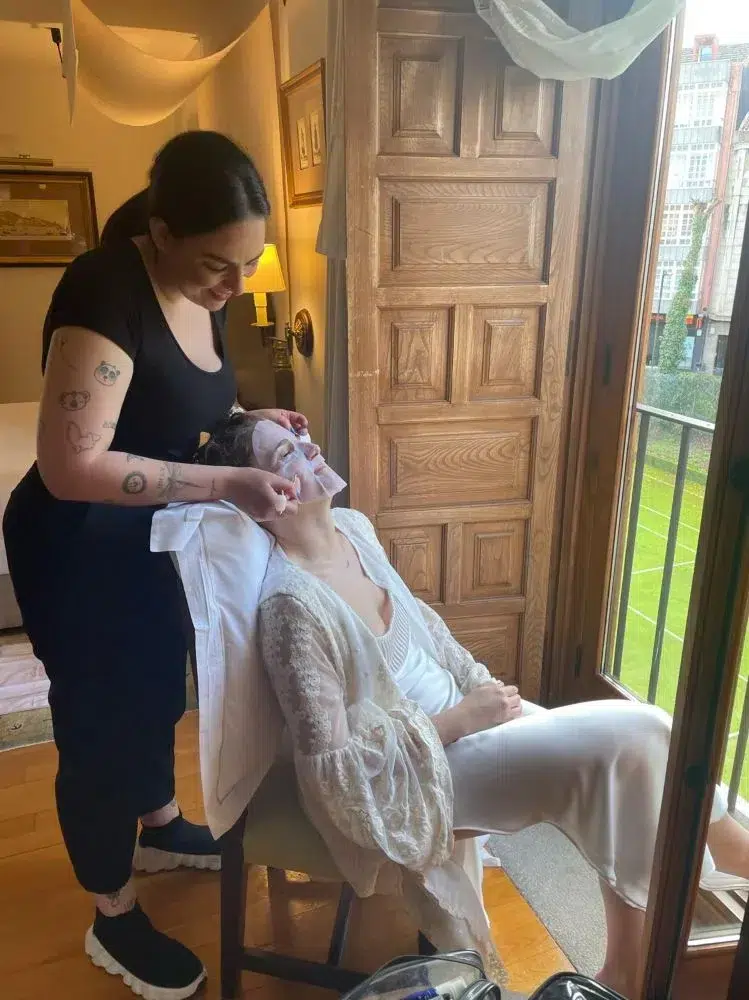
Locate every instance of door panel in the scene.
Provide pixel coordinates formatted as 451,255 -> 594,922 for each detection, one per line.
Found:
345,0 -> 592,699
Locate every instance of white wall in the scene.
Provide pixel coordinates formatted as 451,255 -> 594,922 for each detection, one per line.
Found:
0,24 -> 177,403
279,0 -> 329,446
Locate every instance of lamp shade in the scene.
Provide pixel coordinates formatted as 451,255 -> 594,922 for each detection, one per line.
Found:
243,244 -> 286,295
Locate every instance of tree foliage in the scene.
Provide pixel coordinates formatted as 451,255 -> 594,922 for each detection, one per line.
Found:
658,202 -> 714,373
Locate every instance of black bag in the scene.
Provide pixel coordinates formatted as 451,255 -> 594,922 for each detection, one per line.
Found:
341,952 -> 627,1000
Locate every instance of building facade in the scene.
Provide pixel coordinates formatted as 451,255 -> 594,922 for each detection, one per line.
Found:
649,35 -> 749,371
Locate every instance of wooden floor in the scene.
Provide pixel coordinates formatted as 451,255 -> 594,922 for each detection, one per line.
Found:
0,713 -> 572,999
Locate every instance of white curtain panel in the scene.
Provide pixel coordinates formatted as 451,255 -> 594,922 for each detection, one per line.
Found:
474,0 -> 685,80
62,0 -> 264,126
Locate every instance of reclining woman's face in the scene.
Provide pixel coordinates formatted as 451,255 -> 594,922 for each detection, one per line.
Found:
252,420 -> 346,503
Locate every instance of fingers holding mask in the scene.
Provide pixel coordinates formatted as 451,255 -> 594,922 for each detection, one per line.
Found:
227,468 -> 300,521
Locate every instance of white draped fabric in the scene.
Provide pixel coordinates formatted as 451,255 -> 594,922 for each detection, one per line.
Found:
474,0 -> 684,81
62,0 -> 264,126
316,0 -> 349,489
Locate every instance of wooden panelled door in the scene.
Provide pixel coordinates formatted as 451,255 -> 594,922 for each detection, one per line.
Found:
345,0 -> 592,699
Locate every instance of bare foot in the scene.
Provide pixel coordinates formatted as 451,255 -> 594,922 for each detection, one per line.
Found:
596,965 -> 637,998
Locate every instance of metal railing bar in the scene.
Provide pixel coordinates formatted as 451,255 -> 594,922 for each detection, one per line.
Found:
729,674 -> 749,813
612,412 -> 651,680
636,402 -> 716,434
647,425 -> 692,703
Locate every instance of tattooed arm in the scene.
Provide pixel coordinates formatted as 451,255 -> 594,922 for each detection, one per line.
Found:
37,327 -> 298,519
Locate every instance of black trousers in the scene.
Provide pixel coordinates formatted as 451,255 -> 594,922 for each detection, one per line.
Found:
4,478 -> 189,894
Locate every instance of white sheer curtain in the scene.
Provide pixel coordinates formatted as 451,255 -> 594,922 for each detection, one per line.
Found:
63,0 -> 265,125
317,0 -> 349,496
474,0 -> 684,80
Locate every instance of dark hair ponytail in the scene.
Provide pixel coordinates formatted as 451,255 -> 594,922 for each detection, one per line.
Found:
100,131 -> 270,247
100,189 -> 150,246
149,130 -> 270,238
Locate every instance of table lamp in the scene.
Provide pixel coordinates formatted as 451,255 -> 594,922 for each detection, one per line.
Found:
243,243 -> 286,330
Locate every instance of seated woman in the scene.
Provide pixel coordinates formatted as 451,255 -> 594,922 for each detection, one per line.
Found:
199,412 -> 749,997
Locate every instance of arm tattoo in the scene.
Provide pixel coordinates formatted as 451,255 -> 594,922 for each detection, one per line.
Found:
156,461 -> 203,502
94,361 -> 121,386
126,453 -> 140,463
59,390 -> 90,411
210,478 -> 219,499
66,421 -> 102,454
122,471 -> 147,495
58,333 -> 79,371
103,420 -> 117,430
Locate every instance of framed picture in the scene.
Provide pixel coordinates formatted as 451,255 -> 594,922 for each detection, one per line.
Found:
309,109 -> 323,167
296,117 -> 311,170
0,170 -> 98,267
279,59 -> 326,207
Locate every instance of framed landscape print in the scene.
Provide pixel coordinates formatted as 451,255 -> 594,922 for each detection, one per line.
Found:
0,170 -> 98,266
279,59 -> 326,207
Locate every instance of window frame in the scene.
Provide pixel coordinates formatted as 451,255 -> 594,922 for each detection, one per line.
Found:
545,12 -> 749,996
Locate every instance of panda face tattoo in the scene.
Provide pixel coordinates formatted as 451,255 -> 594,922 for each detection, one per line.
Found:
94,362 -> 121,387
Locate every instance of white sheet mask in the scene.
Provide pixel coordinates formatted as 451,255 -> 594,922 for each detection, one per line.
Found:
251,420 -> 346,504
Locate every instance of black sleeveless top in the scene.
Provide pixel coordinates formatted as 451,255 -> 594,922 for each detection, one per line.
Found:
41,239 -> 236,462
9,239 -> 236,528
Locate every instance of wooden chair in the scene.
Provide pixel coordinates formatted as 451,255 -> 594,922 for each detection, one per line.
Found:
219,760 -> 367,998
219,760 -> 438,999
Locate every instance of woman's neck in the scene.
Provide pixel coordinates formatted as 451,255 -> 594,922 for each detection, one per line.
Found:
271,501 -> 339,565
133,235 -> 182,304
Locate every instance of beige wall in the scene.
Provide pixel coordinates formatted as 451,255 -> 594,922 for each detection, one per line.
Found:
197,0 -> 329,443
0,34 -> 177,403
196,6 -> 289,413
279,0 -> 328,446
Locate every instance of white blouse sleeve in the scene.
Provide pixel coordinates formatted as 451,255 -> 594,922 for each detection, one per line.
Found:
259,593 -> 454,871
415,598 -> 494,693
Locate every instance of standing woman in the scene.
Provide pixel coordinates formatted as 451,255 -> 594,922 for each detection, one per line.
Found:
3,131 -> 304,1000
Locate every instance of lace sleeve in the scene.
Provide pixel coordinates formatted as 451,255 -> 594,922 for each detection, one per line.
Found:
259,593 -> 454,870
415,598 -> 494,693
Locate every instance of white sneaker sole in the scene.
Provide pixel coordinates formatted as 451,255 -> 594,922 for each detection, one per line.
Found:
85,927 -> 206,1000
133,844 -> 221,874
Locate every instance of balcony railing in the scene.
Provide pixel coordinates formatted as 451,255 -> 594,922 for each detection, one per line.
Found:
609,403 -> 749,816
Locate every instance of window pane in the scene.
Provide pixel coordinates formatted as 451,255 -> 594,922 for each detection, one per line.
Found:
604,9 -> 749,948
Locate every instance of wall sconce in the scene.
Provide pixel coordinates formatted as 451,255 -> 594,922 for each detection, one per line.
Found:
243,243 -> 286,331
242,244 -> 315,369
285,309 -> 314,358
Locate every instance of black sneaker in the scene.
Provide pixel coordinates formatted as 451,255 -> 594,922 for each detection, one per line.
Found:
133,814 -> 221,873
85,904 -> 206,999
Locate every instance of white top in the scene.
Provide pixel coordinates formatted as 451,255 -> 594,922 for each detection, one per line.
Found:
377,594 -> 462,717
259,509 -> 502,979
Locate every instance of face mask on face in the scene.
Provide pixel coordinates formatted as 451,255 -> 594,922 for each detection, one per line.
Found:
251,421 -> 346,504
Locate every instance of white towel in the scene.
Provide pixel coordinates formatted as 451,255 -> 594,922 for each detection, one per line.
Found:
151,501 -> 283,837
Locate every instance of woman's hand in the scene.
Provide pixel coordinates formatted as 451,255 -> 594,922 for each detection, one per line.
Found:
226,467 -> 299,521
431,681 -> 522,746
457,682 -> 522,739
247,408 -> 309,435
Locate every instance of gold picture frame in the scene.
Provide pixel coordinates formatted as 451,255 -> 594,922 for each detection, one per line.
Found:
0,170 -> 98,266
279,59 -> 326,208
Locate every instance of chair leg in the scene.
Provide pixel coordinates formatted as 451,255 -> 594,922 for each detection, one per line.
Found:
327,882 -> 356,966
220,825 -> 249,1000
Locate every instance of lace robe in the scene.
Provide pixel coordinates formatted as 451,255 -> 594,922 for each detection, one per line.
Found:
258,508 -> 504,978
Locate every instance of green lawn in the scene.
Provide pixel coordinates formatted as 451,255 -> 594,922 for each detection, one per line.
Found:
611,444 -> 749,807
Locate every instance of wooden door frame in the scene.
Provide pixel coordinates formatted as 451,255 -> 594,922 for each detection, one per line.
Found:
544,18 -> 680,707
